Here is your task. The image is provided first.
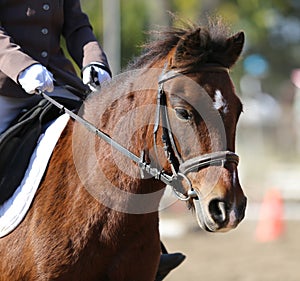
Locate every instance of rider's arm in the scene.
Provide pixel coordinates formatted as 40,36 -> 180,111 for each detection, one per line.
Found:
0,27 -> 39,84
62,0 -> 111,91
62,0 -> 110,72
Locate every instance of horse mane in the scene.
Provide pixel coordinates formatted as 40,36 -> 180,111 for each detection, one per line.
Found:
86,19 -> 235,128
128,18 -> 232,70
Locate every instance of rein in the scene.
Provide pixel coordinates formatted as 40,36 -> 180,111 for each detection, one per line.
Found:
39,91 -> 177,188
39,66 -> 239,201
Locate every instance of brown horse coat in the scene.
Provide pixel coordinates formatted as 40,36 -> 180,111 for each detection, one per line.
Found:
0,21 -> 246,280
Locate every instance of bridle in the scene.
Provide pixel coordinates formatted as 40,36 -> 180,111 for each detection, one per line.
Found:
152,67 -> 239,200
40,65 -> 239,202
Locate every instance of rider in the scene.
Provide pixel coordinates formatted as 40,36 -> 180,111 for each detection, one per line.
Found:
0,0 -> 184,279
0,0 -> 112,134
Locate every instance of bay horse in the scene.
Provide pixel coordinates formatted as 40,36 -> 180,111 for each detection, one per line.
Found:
0,22 -> 247,280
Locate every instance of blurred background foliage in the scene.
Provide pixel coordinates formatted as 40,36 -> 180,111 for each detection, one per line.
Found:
81,0 -> 300,98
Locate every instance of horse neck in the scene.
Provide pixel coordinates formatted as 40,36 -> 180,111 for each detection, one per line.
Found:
43,121 -> 160,241
73,71 -> 166,211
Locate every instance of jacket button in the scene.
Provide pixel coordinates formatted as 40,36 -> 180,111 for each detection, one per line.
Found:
41,51 -> 48,58
41,28 -> 48,35
43,4 -> 50,11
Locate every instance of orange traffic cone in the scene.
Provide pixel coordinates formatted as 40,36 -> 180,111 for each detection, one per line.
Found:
255,188 -> 284,242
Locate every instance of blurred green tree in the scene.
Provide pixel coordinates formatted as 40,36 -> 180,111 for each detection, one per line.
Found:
80,0 -> 300,97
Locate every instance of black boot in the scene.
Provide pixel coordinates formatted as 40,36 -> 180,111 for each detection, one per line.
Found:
155,253 -> 186,281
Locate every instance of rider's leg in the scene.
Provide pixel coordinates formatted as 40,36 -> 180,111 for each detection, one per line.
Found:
0,95 -> 41,134
155,253 -> 186,281
155,242 -> 185,281
0,87 -> 81,135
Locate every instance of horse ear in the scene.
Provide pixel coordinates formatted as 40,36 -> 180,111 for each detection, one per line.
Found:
223,31 -> 245,68
169,28 -> 208,68
169,29 -> 245,69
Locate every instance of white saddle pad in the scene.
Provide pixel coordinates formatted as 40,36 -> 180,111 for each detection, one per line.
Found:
0,113 -> 70,238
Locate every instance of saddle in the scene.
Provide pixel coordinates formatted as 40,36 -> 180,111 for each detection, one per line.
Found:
0,98 -> 81,205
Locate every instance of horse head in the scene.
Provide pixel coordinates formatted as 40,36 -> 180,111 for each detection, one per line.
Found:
77,22 -> 247,233
150,26 -> 247,232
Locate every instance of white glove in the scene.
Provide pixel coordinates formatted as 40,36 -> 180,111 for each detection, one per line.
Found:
18,64 -> 54,94
82,63 -> 111,92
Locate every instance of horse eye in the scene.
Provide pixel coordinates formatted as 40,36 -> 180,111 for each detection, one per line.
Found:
175,108 -> 192,120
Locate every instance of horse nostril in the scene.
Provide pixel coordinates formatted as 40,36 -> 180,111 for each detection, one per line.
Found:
209,199 -> 228,225
237,196 -> 247,222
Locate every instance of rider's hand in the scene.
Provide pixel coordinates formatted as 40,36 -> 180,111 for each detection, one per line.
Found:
82,63 -> 111,92
18,64 -> 54,94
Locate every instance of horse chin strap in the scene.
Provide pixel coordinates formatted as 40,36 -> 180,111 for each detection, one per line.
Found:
152,69 -> 240,201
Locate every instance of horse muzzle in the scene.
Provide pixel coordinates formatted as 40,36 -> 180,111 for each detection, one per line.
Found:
174,150 -> 246,232
192,190 -> 247,232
